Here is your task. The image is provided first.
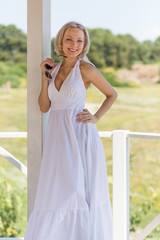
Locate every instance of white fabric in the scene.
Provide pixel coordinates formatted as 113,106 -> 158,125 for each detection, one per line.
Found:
24,58 -> 113,240
80,55 -> 96,68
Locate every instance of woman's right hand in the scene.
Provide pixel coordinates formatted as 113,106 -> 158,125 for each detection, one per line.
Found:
40,58 -> 54,79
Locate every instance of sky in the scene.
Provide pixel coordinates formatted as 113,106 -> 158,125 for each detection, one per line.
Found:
0,0 -> 160,42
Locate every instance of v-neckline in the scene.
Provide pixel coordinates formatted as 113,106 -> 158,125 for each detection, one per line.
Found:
54,59 -> 79,93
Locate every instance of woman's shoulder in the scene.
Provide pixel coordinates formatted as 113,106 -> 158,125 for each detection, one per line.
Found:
79,59 -> 97,78
80,59 -> 96,72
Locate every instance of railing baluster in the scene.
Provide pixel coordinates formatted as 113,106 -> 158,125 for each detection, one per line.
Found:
113,130 -> 130,240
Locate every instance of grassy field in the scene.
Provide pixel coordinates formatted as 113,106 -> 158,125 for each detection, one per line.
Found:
0,84 -> 160,238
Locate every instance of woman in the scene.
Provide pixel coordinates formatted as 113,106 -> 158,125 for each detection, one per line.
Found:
24,21 -> 117,240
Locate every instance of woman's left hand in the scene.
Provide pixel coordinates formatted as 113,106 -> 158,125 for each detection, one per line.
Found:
76,108 -> 99,123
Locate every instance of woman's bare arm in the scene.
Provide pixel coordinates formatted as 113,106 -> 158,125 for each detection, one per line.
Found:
38,72 -> 51,113
77,63 -> 118,123
38,58 -> 55,113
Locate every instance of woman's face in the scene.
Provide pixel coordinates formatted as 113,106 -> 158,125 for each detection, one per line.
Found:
62,27 -> 85,58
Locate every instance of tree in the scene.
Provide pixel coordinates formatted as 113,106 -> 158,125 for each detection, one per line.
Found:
117,34 -> 140,68
137,40 -> 153,64
0,24 -> 27,62
87,28 -> 106,68
152,37 -> 160,62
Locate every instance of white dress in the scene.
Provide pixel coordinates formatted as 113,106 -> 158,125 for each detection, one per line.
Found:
24,58 -> 113,240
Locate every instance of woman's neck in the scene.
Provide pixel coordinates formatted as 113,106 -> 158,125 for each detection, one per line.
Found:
61,57 -> 79,68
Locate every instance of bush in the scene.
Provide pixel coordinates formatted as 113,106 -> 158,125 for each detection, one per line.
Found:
130,198 -> 154,232
0,61 -> 26,88
0,181 -> 21,237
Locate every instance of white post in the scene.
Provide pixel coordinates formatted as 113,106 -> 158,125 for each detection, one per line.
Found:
112,130 -> 130,240
27,0 -> 51,219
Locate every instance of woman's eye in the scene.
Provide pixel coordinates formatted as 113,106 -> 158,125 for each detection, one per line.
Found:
66,38 -> 82,42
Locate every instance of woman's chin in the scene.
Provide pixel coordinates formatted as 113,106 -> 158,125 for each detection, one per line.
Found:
64,54 -> 80,59
63,51 -> 82,58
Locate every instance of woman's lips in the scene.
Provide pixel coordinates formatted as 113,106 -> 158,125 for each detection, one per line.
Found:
68,48 -> 77,53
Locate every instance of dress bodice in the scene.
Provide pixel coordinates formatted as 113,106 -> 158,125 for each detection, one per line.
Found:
48,59 -> 87,110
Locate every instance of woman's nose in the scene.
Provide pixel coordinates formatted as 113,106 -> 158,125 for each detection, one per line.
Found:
71,41 -> 77,48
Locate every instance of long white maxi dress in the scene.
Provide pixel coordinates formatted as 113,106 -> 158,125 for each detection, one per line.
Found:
24,58 -> 113,240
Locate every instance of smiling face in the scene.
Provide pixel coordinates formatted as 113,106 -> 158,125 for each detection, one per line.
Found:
62,27 -> 85,58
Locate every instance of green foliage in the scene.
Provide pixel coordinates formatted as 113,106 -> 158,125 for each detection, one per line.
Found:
116,34 -> 140,68
152,37 -> 160,62
0,24 -> 27,63
0,61 -> 27,88
87,28 -> 106,68
130,199 -> 154,232
1,24 -> 160,70
0,24 -> 160,90
87,28 -> 160,69
137,40 -> 153,64
0,181 -> 21,237
51,38 -> 63,63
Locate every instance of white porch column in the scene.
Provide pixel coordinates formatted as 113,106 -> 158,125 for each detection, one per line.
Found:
112,130 -> 130,240
27,0 -> 51,218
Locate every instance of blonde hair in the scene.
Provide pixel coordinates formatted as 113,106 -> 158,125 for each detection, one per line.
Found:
54,21 -> 90,59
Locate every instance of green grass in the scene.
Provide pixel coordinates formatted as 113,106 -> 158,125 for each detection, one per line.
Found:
0,85 -> 160,238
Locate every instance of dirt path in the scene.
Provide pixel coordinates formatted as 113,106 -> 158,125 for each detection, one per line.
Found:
85,102 -> 158,113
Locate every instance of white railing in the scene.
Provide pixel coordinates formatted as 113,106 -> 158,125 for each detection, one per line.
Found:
0,130 -> 160,240
0,132 -> 27,176
99,130 -> 160,240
